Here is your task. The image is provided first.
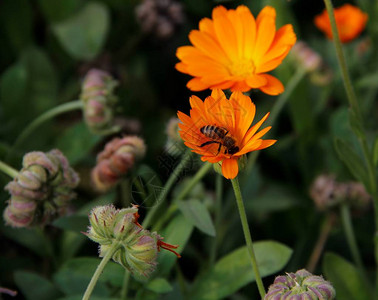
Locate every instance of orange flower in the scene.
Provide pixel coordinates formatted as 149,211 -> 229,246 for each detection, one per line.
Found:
177,89 -> 276,179
175,5 -> 297,95
314,4 -> 368,43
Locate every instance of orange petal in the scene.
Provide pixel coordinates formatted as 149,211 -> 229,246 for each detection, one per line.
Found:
175,62 -> 188,73
230,80 -> 251,92
199,17 -> 216,37
189,30 -> 230,65
242,112 -> 270,145
236,139 -> 262,156
254,139 -> 277,150
259,74 -> 284,95
221,158 -> 239,179
187,78 -> 209,91
246,74 -> 268,88
254,6 -> 276,61
213,6 -> 238,60
237,5 -> 256,60
229,91 -> 255,140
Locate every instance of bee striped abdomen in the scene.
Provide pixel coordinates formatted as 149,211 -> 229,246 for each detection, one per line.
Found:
200,125 -> 227,140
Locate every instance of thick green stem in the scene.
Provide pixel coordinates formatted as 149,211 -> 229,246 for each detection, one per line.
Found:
245,67 -> 307,173
120,269 -> 130,300
82,242 -> 119,300
0,160 -> 19,178
152,162 -> 212,232
231,177 -> 265,298
142,150 -> 193,228
11,100 -> 83,153
210,173 -> 223,265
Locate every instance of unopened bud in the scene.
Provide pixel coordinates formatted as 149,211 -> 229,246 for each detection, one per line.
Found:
164,118 -> 185,157
291,41 -> 322,72
3,149 -> 79,228
86,204 -> 180,277
80,69 -> 119,134
92,136 -> 146,192
265,269 -> 336,300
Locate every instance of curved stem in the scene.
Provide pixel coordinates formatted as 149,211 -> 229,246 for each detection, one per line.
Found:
0,160 -> 19,178
142,150 -> 193,228
306,213 -> 336,272
231,177 -> 265,298
340,204 -> 371,289
152,162 -> 213,232
11,100 -> 83,153
82,242 -> 119,300
245,67 -> 307,173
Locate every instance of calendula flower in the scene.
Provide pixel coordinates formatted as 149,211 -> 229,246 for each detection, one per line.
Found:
314,4 -> 368,43
177,89 -> 276,179
175,5 -> 296,95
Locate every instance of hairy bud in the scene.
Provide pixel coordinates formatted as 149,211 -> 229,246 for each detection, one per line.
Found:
135,0 -> 185,39
265,269 -> 336,300
4,150 -> 79,228
92,136 -> 146,192
86,205 -> 180,277
80,69 -> 119,134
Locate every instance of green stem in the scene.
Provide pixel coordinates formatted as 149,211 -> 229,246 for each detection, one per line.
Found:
323,0 -> 378,282
120,269 -> 130,300
0,160 -> 19,178
152,162 -> 212,231
82,242 -> 119,300
245,67 -> 307,173
11,100 -> 83,153
152,162 -> 213,232
142,150 -> 193,228
210,173 -> 223,265
340,204 -> 371,287
231,177 -> 265,298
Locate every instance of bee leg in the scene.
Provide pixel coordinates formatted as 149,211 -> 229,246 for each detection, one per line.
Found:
216,143 -> 222,155
200,141 -> 218,147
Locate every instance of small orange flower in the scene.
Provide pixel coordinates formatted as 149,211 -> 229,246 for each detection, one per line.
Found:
175,5 -> 297,95
177,89 -> 276,179
314,4 -> 368,43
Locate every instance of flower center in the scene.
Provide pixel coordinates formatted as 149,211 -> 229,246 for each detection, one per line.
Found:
229,59 -> 255,77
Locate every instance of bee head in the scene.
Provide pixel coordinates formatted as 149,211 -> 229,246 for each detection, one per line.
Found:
227,146 -> 239,155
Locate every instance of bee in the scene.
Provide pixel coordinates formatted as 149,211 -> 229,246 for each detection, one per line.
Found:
199,125 -> 239,155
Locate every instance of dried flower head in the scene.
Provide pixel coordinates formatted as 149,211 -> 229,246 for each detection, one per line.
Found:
178,89 -> 275,179
85,204 -> 180,276
314,4 -> 368,43
310,174 -> 371,212
80,69 -> 119,134
265,269 -> 336,300
135,0 -> 185,39
4,150 -> 79,228
92,136 -> 146,192
176,5 -> 296,94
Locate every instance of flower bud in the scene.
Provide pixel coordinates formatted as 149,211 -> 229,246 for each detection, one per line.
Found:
3,150 -> 79,228
86,205 -> 180,277
135,0 -> 185,39
80,69 -> 119,134
265,269 -> 336,300
291,41 -> 322,72
164,118 -> 185,157
92,136 -> 146,192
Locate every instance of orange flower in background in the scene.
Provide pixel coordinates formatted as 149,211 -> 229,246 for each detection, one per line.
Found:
314,4 -> 368,43
177,89 -> 276,179
175,5 -> 297,95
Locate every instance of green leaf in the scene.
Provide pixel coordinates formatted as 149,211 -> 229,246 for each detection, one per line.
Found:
55,122 -> 100,164
322,252 -> 371,300
14,271 -> 62,300
53,257 -> 124,296
177,199 -> 215,236
157,214 -> 194,275
38,0 -> 84,22
190,240 -> 292,300
0,224 -> 53,257
348,109 -> 365,140
373,137 -> 378,167
52,2 -> 110,60
53,215 -> 89,232
334,138 -> 369,190
146,278 -> 173,293
59,231 -> 87,263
